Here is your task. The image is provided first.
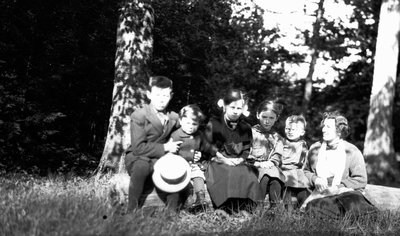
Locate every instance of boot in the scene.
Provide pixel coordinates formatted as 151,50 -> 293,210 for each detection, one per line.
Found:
194,190 -> 206,205
189,190 -> 207,214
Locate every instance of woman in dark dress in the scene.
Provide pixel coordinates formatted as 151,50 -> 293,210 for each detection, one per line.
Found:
204,89 -> 262,214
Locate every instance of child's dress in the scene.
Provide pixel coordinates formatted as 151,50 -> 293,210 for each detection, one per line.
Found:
281,138 -> 310,188
250,124 -> 285,182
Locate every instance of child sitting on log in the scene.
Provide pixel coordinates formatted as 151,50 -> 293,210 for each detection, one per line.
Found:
170,104 -> 219,213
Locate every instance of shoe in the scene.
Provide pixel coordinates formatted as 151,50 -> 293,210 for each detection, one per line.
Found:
188,190 -> 208,214
269,202 -> 278,210
285,203 -> 294,213
238,210 -> 251,218
159,208 -> 179,221
215,209 -> 229,218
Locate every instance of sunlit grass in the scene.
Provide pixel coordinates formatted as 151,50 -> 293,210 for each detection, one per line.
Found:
1,173 -> 400,236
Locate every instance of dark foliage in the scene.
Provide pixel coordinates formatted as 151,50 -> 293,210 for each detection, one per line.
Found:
149,0 -> 296,117
306,0 -> 390,151
0,0 -> 117,175
1,0 -> 396,175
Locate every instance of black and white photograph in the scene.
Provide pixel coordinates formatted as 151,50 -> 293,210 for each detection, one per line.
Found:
1,0 -> 400,235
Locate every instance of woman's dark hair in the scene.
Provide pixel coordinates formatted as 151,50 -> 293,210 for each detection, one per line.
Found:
256,100 -> 284,117
321,111 -> 350,139
222,89 -> 245,105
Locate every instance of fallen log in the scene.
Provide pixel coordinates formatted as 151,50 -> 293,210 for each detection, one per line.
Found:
364,184 -> 400,212
108,173 -> 400,212
108,173 -> 212,208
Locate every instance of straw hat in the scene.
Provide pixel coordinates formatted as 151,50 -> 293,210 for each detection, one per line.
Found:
152,153 -> 191,193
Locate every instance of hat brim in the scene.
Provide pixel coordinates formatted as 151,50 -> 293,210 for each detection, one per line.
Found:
152,154 -> 191,193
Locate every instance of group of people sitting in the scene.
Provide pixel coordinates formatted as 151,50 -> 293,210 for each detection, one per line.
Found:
124,75 -> 377,219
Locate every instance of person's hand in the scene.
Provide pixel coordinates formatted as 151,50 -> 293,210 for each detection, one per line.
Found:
326,185 -> 339,194
193,150 -> 202,162
214,152 -> 236,166
281,165 -> 296,170
211,152 -> 224,163
223,159 -> 236,166
164,138 -> 183,153
314,177 -> 328,192
258,160 -> 274,169
230,158 -> 244,166
246,155 -> 256,165
215,151 -> 225,160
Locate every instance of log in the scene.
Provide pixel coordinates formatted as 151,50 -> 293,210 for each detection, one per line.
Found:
108,173 -> 212,208
108,173 -> 400,211
364,184 -> 400,212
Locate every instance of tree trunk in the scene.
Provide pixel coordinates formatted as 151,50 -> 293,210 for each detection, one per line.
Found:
364,0 -> 400,185
95,1 -> 154,177
302,0 -> 324,112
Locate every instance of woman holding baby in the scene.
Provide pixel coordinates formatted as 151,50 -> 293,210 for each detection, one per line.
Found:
300,111 -> 377,219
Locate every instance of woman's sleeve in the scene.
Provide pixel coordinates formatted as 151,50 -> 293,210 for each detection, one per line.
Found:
202,121 -> 219,157
239,125 -> 253,159
303,143 -> 320,187
199,131 -> 218,157
249,128 -> 256,157
341,147 -> 367,189
204,121 -> 213,144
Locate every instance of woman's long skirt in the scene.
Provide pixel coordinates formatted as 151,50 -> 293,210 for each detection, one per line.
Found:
205,162 -> 263,207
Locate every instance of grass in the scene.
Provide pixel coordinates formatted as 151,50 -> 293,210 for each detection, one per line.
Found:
1,173 -> 400,236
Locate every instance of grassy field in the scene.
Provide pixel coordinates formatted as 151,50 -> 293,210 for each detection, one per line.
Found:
1,173 -> 400,236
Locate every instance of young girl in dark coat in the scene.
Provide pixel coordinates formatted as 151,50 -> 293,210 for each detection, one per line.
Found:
204,89 -> 262,214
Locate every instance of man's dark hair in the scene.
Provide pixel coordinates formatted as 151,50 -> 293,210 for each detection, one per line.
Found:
148,76 -> 173,90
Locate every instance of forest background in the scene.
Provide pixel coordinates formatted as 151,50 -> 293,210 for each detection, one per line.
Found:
1,0 -> 399,183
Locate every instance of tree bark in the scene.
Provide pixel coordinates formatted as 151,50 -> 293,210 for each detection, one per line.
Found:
364,0 -> 400,185
95,1 -> 154,177
302,0 -> 325,112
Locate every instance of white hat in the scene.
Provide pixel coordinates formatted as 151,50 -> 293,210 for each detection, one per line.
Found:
152,153 -> 191,193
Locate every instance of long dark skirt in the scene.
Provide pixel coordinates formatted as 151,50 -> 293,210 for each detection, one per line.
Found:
306,190 -> 378,220
205,162 -> 263,208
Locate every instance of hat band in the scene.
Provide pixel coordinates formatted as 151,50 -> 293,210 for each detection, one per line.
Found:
161,171 -> 187,185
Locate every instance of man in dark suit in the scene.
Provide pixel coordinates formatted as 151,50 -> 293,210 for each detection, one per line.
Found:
125,76 -> 182,212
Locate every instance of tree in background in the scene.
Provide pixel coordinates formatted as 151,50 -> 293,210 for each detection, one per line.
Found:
96,1 -> 154,176
363,0 -> 400,185
149,0 -> 293,116
302,0 -> 325,112
1,0 -> 393,176
94,0 -> 296,175
260,0 -> 372,124
303,0 -> 383,147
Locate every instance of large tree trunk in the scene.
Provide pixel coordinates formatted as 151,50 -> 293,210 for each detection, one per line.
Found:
95,1 -> 154,177
302,0 -> 324,112
364,0 -> 400,185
